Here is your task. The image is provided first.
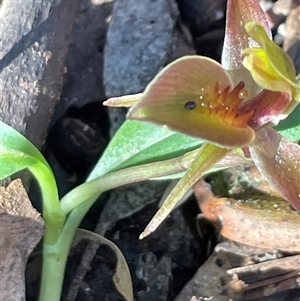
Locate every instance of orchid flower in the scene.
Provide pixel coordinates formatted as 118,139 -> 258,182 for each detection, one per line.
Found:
105,0 -> 300,238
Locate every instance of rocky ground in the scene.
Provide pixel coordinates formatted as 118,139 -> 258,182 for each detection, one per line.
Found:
25,0 -> 300,300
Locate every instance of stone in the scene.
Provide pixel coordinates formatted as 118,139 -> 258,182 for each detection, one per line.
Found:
50,0 -> 114,125
0,179 -> 44,301
103,0 -> 179,136
0,0 -> 81,149
104,0 -> 178,97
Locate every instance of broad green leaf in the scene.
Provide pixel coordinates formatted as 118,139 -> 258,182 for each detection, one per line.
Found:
277,125 -> 300,142
0,121 -> 50,169
275,104 -> 300,131
0,148 -> 39,180
0,121 -> 64,239
0,121 -> 54,183
87,120 -> 203,180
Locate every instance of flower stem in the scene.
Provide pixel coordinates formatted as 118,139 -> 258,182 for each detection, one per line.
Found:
38,197 -> 96,301
60,149 -> 198,215
38,149 -> 198,301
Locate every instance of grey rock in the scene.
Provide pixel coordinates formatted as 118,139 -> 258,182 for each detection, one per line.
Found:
136,252 -> 172,301
103,0 -> 179,137
0,0 -> 81,148
175,241 -> 300,301
104,0 -> 178,98
95,181 -> 169,236
286,38 -> 300,74
50,0 -> 114,124
0,179 -> 44,301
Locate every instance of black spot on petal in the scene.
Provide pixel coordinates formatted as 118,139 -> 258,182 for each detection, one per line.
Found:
184,101 -> 197,110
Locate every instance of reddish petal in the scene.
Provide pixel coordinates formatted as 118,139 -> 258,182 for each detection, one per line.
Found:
194,179 -> 300,253
249,126 -> 300,212
222,0 -> 271,97
128,56 -> 255,148
239,90 -> 291,129
223,0 -> 271,71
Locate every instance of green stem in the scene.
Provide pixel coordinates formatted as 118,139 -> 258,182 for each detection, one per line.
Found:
38,144 -> 237,301
38,149 -> 198,301
29,164 -> 65,244
60,149 -> 198,215
39,233 -> 66,301
39,197 -> 96,301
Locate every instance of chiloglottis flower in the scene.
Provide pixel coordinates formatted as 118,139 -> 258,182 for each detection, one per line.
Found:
104,0 -> 300,238
127,56 -> 290,146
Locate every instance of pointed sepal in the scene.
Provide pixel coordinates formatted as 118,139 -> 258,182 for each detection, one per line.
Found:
103,93 -> 143,107
139,143 -> 230,239
222,0 -> 271,97
249,126 -> 300,212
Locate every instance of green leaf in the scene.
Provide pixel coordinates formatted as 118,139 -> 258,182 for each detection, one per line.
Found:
0,121 -> 53,182
0,148 -> 39,180
275,104 -> 300,131
0,121 -> 64,241
277,125 -> 300,141
0,121 -> 49,180
0,121 -> 50,170
87,120 -> 203,180
275,103 -> 300,141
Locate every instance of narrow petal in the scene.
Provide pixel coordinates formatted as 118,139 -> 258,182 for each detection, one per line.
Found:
139,143 -> 231,239
238,90 -> 291,128
249,126 -> 300,212
243,48 -> 293,95
243,22 -> 298,97
103,93 -> 143,107
128,56 -> 255,148
222,0 -> 271,97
